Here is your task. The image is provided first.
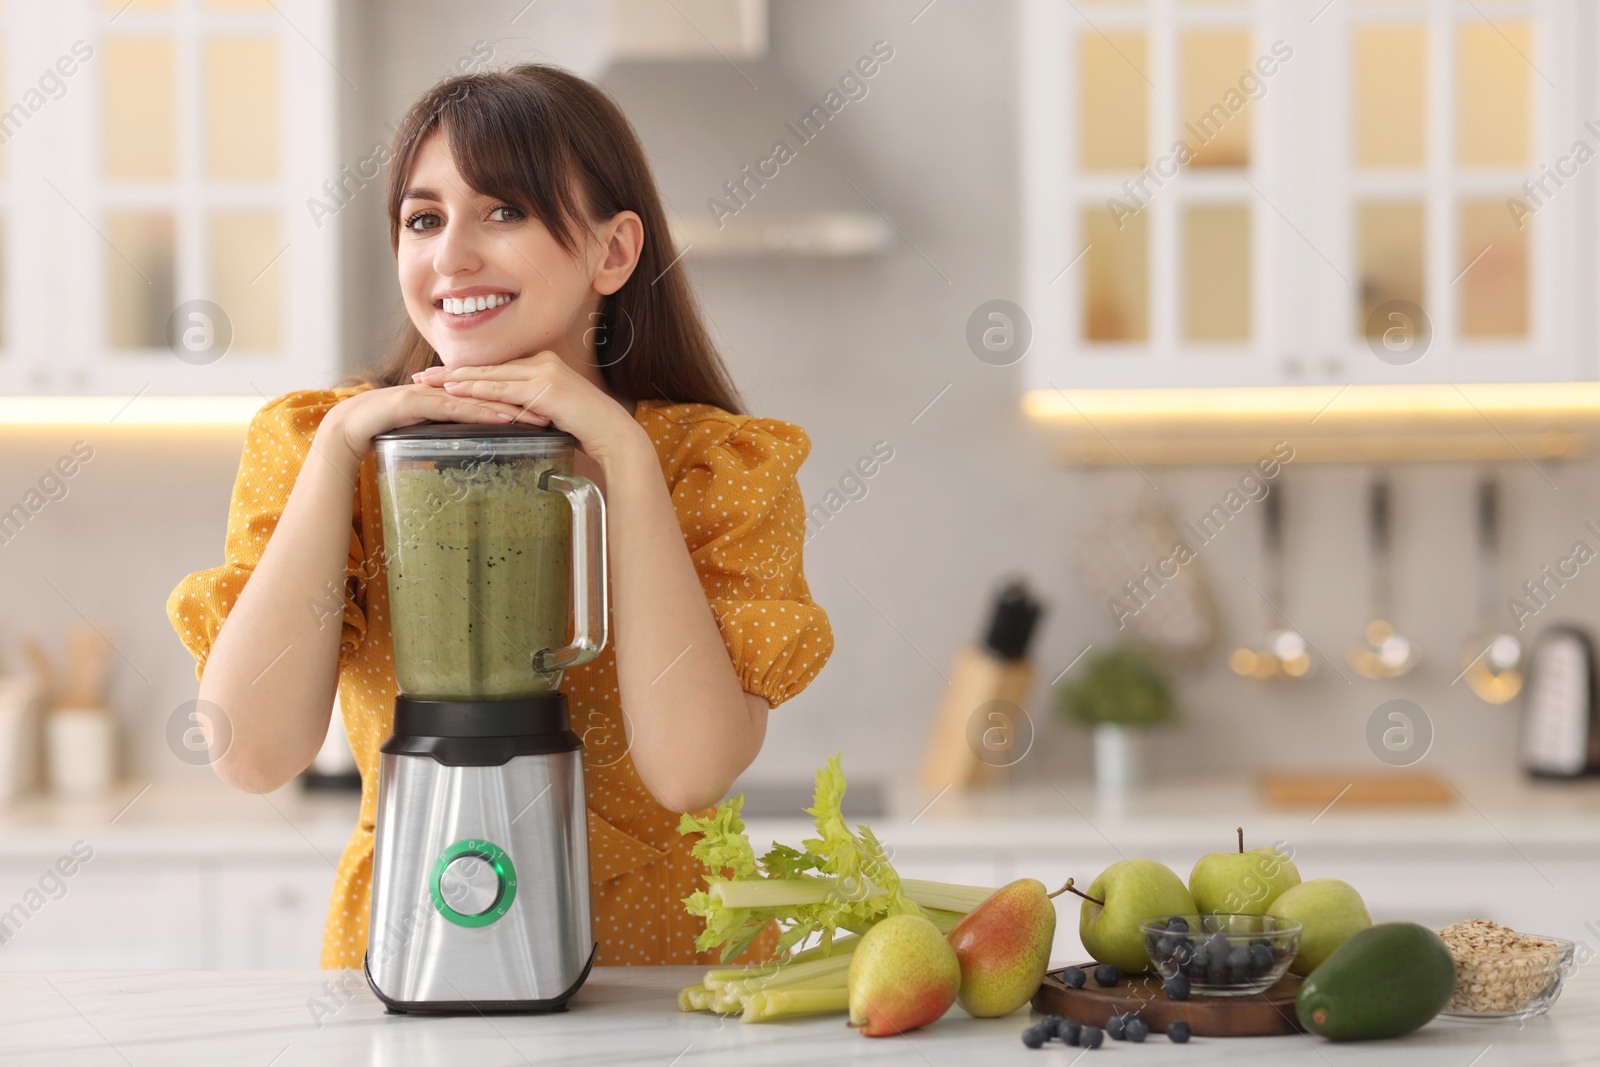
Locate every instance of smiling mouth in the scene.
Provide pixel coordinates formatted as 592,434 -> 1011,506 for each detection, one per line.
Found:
437,293 -> 516,317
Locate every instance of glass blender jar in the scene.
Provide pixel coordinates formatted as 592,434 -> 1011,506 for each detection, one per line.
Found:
373,423 -> 607,699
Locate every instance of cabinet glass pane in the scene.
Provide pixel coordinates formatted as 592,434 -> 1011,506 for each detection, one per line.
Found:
1459,200 -> 1527,337
1083,205 -> 1148,342
1181,30 -> 1251,169
1358,201 -> 1425,338
107,212 -> 175,349
1183,205 -> 1251,341
210,210 -> 280,349
1457,23 -> 1531,166
1080,32 -> 1148,171
103,39 -> 176,180
206,38 -> 278,180
1354,25 -> 1426,168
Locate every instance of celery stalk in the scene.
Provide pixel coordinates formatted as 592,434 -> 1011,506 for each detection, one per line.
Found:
709,878 -> 844,909
677,984 -> 711,1012
741,987 -> 851,1022
718,953 -> 852,1000
901,879 -> 996,914
709,877 -> 995,914
921,907 -> 967,935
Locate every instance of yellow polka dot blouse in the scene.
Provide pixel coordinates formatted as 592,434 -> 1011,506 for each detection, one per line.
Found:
166,386 -> 834,968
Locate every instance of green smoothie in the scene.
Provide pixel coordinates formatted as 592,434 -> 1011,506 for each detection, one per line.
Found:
378,456 -> 571,699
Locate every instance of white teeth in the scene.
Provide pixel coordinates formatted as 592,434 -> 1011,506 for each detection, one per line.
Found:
441,293 -> 512,316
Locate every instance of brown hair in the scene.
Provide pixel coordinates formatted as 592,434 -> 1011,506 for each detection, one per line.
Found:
337,63 -> 744,415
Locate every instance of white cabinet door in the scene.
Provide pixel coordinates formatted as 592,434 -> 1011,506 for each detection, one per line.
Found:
1020,0 -> 1585,389
205,862 -> 337,969
0,858 -> 205,970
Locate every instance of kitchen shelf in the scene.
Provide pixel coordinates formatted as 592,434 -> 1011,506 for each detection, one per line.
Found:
666,212 -> 894,258
1024,383 -> 1600,465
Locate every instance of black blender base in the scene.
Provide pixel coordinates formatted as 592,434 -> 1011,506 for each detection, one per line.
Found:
364,942 -> 596,1015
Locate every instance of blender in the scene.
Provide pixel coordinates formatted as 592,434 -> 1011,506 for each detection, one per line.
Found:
364,422 -> 607,1013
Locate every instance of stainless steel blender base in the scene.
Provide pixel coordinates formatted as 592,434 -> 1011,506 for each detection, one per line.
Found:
365,697 -> 594,1012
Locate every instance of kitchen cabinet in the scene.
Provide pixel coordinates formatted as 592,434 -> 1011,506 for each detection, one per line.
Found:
1019,0 -> 1590,390
1,1 -> 341,398
203,862 -> 338,969
0,861 -> 206,970
0,857 -> 337,970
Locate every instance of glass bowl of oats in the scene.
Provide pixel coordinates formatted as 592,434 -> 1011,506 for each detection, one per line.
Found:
1436,919 -> 1577,1019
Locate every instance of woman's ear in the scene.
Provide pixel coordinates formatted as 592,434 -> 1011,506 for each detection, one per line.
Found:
591,210 -> 644,297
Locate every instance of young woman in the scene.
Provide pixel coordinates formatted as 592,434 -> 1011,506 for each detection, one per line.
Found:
167,64 -> 833,968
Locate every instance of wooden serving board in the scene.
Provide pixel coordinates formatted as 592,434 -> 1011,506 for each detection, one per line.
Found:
1258,771 -> 1455,808
1030,965 -> 1306,1038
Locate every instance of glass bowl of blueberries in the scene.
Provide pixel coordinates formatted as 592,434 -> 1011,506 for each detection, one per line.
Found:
1138,913 -> 1302,997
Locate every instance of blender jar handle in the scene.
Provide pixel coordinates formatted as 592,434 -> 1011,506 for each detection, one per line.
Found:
532,469 -> 609,674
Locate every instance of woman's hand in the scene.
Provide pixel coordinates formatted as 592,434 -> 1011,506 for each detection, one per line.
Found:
412,351 -> 646,466
320,382 -> 533,468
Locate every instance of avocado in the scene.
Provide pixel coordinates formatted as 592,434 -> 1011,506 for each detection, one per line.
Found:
1295,921 -> 1456,1040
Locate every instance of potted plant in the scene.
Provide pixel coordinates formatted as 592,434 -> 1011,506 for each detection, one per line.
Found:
1055,643 -> 1177,806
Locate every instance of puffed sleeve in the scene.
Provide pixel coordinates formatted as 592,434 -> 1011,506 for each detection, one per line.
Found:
166,389 -> 370,684
665,410 -> 835,708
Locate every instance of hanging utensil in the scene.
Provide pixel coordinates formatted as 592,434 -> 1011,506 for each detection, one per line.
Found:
1347,476 -> 1420,679
1461,476 -> 1523,704
1230,483 -> 1313,679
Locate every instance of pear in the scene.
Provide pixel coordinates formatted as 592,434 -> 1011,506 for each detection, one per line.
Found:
847,913 -> 961,1037
1067,859 -> 1196,974
1189,827 -> 1301,915
1267,878 -> 1372,976
947,878 -> 1063,1018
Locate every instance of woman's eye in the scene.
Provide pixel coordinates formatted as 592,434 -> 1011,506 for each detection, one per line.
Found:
404,210 -> 441,232
489,204 -> 525,223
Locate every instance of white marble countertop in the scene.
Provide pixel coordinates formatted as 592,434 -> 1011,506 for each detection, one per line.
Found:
2,965 -> 1594,1066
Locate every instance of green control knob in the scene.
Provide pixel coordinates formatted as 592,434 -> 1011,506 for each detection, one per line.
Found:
430,839 -> 518,928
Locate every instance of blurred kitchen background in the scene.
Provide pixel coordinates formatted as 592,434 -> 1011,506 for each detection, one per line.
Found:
2,0 -> 1599,972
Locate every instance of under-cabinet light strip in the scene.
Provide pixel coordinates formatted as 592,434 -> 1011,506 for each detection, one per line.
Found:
0,396 -> 267,426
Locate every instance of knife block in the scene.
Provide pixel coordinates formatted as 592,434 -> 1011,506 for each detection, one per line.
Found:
917,579 -> 1045,794
918,646 -> 1036,792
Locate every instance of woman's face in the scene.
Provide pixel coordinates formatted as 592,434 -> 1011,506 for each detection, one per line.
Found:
396,131 -> 624,374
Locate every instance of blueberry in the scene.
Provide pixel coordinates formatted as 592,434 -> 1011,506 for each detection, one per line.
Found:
1251,936 -> 1273,948
1125,1017 -> 1149,1043
1167,916 -> 1190,933
1172,940 -> 1196,967
1168,1020 -> 1192,1043
1062,966 -> 1086,989
1154,934 -> 1175,959
1163,973 -> 1191,1000
1021,1024 -> 1048,1049
1079,1027 -> 1104,1049
1105,1014 -> 1126,1040
1059,1020 -> 1082,1046
1226,945 -> 1251,972
1190,944 -> 1210,969
1248,943 -> 1276,975
1094,964 -> 1121,987
1207,954 -> 1230,985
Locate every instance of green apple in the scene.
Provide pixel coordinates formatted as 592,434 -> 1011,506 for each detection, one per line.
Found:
1267,878 -> 1372,976
1188,828 -> 1300,915
1069,859 -> 1196,974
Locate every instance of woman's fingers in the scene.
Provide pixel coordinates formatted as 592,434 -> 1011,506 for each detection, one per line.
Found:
445,395 -> 549,424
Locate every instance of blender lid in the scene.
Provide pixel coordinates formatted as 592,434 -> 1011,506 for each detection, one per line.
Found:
373,421 -> 575,441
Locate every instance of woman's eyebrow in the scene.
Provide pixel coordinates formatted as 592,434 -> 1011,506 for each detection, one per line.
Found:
400,187 -> 441,203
